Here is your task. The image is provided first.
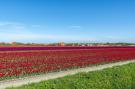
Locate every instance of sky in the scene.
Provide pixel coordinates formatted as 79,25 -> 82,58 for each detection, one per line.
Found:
0,0 -> 135,43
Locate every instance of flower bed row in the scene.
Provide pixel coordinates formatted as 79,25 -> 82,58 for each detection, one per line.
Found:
0,47 -> 135,80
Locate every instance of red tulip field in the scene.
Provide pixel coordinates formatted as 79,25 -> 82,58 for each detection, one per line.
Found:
0,46 -> 135,80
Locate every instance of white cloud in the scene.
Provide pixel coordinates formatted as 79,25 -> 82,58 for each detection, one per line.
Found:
69,25 -> 81,29
31,25 -> 41,28
0,22 -> 28,33
0,22 -> 14,26
0,33 -> 55,40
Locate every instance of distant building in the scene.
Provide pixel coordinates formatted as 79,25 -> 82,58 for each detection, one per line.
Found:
81,44 -> 85,46
11,42 -> 17,44
58,42 -> 65,46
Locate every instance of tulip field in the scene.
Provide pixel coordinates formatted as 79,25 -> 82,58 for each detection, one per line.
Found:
0,46 -> 135,80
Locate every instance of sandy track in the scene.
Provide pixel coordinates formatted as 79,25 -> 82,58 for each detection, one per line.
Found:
1,60 -> 135,89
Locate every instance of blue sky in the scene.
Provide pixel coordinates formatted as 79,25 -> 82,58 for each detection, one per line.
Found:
0,0 -> 135,43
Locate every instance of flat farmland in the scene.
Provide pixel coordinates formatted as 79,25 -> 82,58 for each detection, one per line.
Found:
7,61 -> 135,89
0,46 -> 135,80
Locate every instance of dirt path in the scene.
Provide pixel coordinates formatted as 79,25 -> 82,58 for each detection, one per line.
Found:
1,60 -> 135,89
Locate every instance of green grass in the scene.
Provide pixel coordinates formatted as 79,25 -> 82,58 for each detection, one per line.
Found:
7,62 -> 135,89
